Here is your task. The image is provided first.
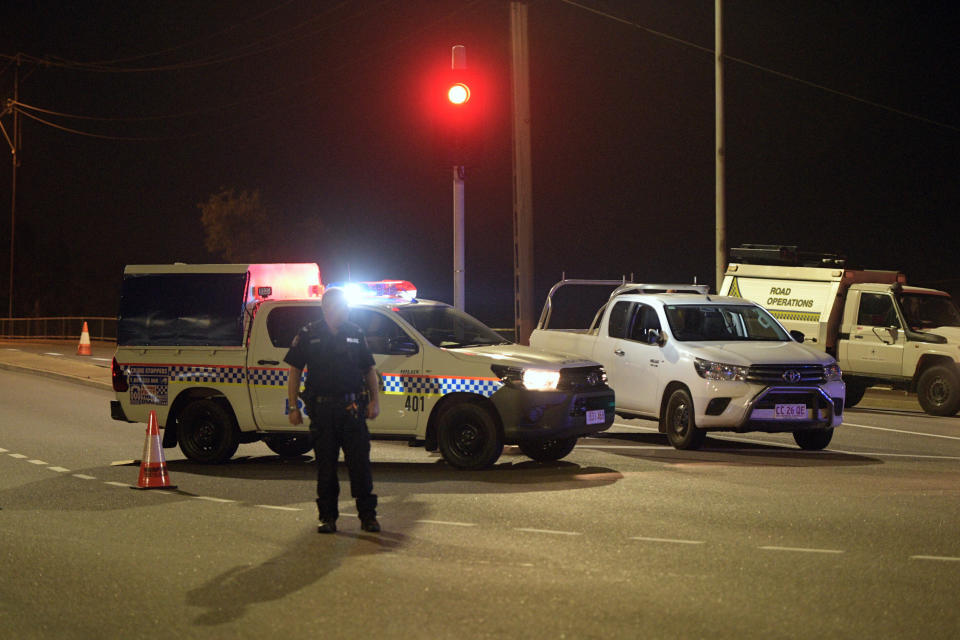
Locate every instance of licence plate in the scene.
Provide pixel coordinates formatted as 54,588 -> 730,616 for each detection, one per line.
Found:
586,409 -> 605,425
774,403 -> 808,419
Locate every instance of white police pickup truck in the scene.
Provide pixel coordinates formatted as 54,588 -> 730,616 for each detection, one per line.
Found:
529,279 -> 845,450
110,264 -> 615,469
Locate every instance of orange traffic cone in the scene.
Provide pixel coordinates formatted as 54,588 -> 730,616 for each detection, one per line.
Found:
135,411 -> 177,490
77,321 -> 92,356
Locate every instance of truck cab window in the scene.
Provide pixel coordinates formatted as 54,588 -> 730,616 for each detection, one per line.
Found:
628,304 -> 661,342
857,293 -> 900,328
607,301 -> 635,339
349,308 -> 409,354
266,306 -> 322,348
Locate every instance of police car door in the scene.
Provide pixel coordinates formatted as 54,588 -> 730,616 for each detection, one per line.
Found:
248,303 -> 320,430
350,307 -> 423,434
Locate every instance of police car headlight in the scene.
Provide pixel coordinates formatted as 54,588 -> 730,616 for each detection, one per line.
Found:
521,369 -> 560,391
694,358 -> 748,382
824,363 -> 843,382
491,365 -> 560,391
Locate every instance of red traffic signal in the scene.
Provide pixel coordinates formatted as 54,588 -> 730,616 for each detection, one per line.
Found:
447,82 -> 471,105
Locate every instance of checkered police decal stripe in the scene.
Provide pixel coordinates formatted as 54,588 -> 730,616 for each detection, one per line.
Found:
169,365 -> 246,384
381,374 -> 502,397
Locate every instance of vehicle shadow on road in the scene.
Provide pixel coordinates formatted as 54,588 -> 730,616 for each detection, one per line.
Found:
590,432 -> 881,468
185,499 -> 422,626
163,456 -> 624,494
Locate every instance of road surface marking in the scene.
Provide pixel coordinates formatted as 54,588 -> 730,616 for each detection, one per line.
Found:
194,496 -> 236,503
911,555 -> 960,562
844,422 -> 960,442
760,546 -> 844,554
0,448 -> 7,453
47,466 -> 70,473
72,474 -> 96,480
9,453 -> 27,458
579,445 -> 671,450
92,357 -> 111,362
28,459 -> 48,465
255,505 -> 301,511
515,527 -> 582,536
416,519 -> 477,527
42,352 -> 63,356
105,481 -> 132,488
611,422 -> 658,431
3,348 -> 20,351
630,536 -> 705,545
829,450 -> 960,461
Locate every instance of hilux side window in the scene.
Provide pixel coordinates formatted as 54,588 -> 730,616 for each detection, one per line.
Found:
857,293 -> 900,328
349,308 -> 410,354
628,304 -> 662,342
608,301 -> 635,338
266,306 -> 322,348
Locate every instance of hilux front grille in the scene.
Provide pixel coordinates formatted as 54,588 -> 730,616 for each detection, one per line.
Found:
558,366 -> 608,391
747,364 -> 825,385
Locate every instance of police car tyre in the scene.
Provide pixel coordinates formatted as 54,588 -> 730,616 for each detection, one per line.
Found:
793,428 -> 833,450
843,380 -> 867,408
917,365 -> 960,416
265,434 -> 313,458
178,399 -> 240,464
518,436 -> 578,462
437,401 -> 503,470
664,388 -> 705,450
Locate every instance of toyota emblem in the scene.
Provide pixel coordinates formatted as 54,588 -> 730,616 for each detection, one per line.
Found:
782,370 -> 801,384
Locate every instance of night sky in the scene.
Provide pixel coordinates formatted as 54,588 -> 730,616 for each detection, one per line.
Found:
2,0 -> 958,330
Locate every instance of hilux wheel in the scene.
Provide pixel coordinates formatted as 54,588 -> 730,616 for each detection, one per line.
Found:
664,389 -> 705,450
265,434 -> 313,458
518,436 -> 578,462
178,400 -> 240,464
793,428 -> 833,450
437,401 -> 503,470
917,366 -> 960,416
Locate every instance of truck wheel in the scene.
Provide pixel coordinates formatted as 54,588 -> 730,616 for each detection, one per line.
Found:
918,366 -> 960,416
437,402 -> 503,470
664,389 -> 705,450
518,436 -> 578,462
844,381 -> 867,408
178,400 -> 240,463
793,428 -> 833,450
265,435 -> 313,458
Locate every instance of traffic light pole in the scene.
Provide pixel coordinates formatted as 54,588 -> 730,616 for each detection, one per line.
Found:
451,45 -> 466,311
510,1 -> 534,344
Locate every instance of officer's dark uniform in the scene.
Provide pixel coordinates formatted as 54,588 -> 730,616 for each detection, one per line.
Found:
284,317 -> 378,526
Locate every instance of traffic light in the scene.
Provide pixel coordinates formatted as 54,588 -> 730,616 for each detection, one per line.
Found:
447,82 -> 470,105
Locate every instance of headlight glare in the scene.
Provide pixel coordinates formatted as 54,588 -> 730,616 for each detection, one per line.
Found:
694,357 -> 748,382
521,369 -> 560,391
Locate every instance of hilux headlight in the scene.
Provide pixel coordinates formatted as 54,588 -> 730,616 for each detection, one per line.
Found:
694,358 -> 749,382
491,365 -> 560,391
824,363 -> 843,382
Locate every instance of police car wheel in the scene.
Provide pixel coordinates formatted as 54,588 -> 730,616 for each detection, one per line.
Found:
265,435 -> 313,458
437,402 -> 503,470
664,388 -> 705,450
518,436 -> 577,462
178,400 -> 240,464
793,428 -> 833,450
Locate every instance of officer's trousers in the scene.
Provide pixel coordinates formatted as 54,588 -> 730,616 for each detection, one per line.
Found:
309,402 -> 377,522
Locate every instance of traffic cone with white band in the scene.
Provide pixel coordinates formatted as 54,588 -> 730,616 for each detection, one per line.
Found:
135,411 -> 177,490
77,321 -> 92,356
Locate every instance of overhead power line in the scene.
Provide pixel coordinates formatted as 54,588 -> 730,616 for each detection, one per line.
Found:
557,0 -> 960,134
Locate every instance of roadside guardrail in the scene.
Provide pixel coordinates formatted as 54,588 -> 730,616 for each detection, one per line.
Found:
0,317 -> 117,341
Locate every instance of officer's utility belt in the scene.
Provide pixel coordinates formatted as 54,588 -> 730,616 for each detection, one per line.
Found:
312,392 -> 363,406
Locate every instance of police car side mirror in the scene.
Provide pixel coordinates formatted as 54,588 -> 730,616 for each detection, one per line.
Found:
789,330 -> 805,343
388,337 -> 419,356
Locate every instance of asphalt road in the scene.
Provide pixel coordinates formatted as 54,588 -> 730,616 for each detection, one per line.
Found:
1,366 -> 959,639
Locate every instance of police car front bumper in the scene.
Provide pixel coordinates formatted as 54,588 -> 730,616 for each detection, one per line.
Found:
491,387 -> 615,443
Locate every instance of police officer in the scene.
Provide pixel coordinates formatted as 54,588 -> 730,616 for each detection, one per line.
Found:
285,287 -> 381,534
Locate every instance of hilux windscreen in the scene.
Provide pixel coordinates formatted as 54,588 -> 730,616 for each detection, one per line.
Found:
664,304 -> 790,342
898,293 -> 960,329
395,306 -> 510,348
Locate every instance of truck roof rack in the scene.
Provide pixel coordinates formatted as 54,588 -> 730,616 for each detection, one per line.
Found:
729,244 -> 846,268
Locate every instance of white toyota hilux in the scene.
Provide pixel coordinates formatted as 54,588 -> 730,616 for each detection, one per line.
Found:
529,279 -> 846,450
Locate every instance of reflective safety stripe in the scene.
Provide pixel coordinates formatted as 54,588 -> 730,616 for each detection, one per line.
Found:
381,373 -> 502,397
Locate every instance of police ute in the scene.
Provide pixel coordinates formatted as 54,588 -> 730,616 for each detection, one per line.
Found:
110,263 -> 615,469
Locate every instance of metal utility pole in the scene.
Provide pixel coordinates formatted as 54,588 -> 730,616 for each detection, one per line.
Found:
510,1 -> 534,344
715,0 -> 727,294
451,45 -> 466,311
0,54 -> 20,318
